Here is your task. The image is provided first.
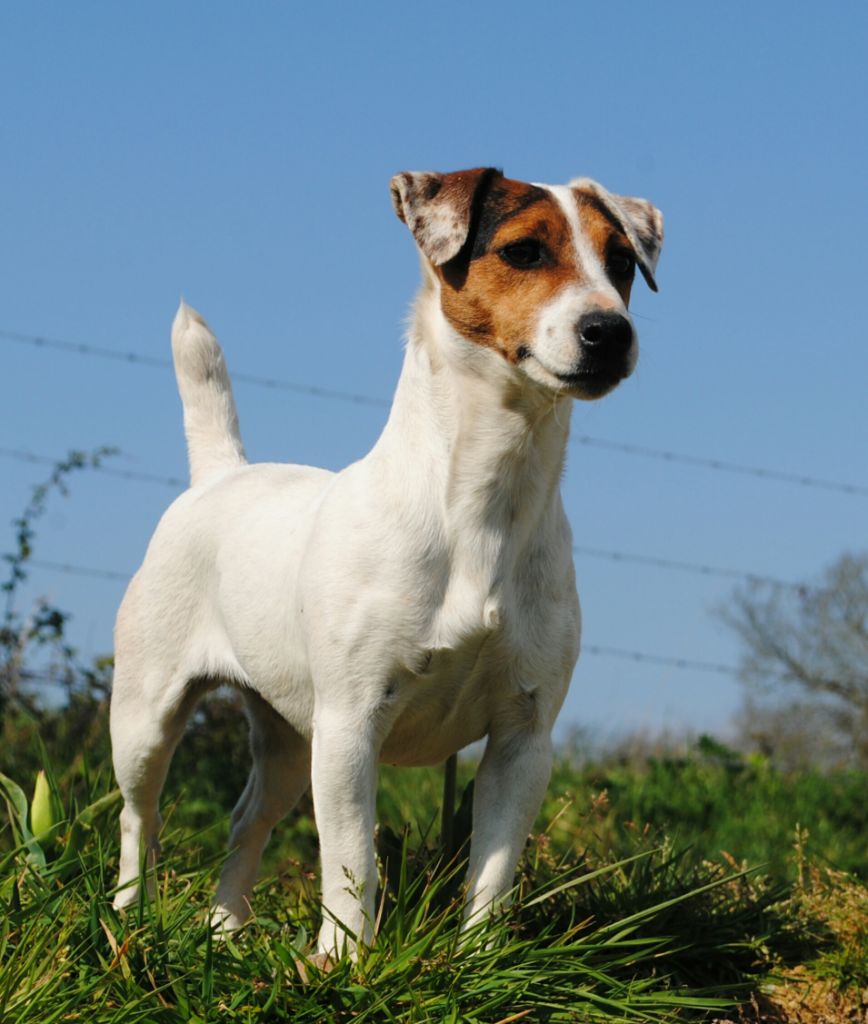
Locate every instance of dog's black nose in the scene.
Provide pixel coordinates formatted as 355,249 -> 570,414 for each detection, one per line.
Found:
577,312 -> 633,356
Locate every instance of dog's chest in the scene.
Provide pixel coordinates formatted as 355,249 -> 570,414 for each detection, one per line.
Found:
377,508 -> 579,767
382,630 -> 507,766
379,585 -> 532,766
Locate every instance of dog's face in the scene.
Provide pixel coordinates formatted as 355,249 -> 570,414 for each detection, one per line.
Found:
391,168 -> 663,400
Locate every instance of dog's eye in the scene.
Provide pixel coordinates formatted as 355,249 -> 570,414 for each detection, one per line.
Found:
607,249 -> 635,277
499,239 -> 545,269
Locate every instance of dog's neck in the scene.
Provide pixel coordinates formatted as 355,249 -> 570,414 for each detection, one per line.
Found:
371,271 -> 572,581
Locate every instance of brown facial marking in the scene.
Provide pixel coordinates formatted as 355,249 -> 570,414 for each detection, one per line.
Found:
436,177 -> 580,364
434,177 -> 637,363
573,188 -> 636,306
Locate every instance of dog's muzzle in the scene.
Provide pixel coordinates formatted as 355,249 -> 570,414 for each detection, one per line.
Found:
555,311 -> 635,395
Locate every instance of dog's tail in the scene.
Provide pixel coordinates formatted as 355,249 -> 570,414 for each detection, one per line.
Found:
171,300 -> 247,487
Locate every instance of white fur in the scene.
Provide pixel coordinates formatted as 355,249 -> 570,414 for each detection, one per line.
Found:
110,175 -> 656,957
171,303 -> 247,485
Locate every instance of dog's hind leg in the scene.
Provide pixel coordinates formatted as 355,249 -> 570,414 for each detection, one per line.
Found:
212,691 -> 310,931
110,665 -> 202,911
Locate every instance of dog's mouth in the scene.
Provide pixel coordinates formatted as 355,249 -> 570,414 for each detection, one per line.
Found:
521,350 -> 632,400
554,359 -> 629,398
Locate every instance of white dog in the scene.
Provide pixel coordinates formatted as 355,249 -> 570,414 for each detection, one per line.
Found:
110,168 -> 662,957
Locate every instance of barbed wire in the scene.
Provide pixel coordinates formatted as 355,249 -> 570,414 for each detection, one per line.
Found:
0,446 -> 183,489
572,544 -> 803,590
572,434 -> 868,496
21,642 -> 744,689
3,330 -> 851,700
3,326 -> 866,496
29,558 -> 130,582
583,643 -> 741,677
0,327 -> 389,408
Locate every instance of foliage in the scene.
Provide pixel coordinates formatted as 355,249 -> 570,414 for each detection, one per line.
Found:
3,709 -> 868,1020
549,738 -> 868,880
0,762 -> 119,884
0,753 -> 791,1024
1,447 -> 117,716
3,733 -> 866,1023
734,850 -> 868,1024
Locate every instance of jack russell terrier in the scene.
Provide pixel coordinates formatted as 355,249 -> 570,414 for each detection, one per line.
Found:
110,167 -> 663,957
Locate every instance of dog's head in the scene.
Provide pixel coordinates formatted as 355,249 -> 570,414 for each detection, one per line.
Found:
390,168 -> 663,400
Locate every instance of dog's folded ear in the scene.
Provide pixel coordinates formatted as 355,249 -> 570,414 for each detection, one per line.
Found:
390,168 -> 502,266
570,178 -> 664,291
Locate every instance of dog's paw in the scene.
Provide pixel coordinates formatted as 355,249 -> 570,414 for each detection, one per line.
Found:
112,879 -> 147,912
112,889 -> 136,912
294,951 -> 336,983
210,900 -> 251,937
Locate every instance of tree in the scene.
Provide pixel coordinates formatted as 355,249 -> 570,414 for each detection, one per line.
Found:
722,552 -> 868,771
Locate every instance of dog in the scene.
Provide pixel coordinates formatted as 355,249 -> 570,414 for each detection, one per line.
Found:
110,168 -> 663,957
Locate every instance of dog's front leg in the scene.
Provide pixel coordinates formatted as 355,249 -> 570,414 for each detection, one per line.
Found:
463,721 -> 554,929
311,703 -> 380,957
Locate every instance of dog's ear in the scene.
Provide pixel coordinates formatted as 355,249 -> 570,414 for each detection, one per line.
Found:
390,168 -> 502,266
570,178 -> 664,292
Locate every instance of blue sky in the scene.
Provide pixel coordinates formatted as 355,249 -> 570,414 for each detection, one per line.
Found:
1,2 -> 866,741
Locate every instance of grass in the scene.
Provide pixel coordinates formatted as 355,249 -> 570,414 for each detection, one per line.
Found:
0,810 -> 773,1022
558,736 -> 868,878
1,705 -> 867,1022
